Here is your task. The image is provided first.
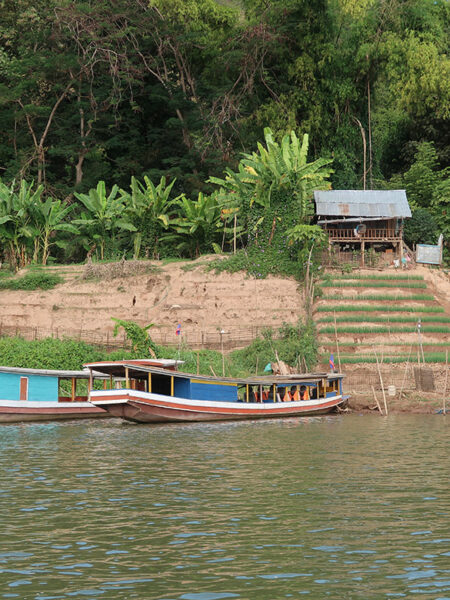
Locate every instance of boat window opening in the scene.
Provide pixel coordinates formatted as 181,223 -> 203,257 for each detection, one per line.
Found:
148,373 -> 172,396
326,381 -> 336,393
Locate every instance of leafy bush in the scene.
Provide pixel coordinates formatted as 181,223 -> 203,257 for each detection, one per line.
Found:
403,208 -> 438,246
0,337 -> 103,370
0,272 -> 63,290
231,319 -> 318,373
209,247 -> 303,280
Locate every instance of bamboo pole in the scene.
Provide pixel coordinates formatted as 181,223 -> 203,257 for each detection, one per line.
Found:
371,385 -> 383,415
443,350 -> 448,416
197,351 -> 200,375
399,345 -> 413,401
334,312 -> 341,372
373,348 -> 388,415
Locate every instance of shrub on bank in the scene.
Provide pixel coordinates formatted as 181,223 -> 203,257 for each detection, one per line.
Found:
0,272 -> 63,290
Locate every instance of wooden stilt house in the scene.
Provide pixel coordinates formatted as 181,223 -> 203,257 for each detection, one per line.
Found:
314,190 -> 412,267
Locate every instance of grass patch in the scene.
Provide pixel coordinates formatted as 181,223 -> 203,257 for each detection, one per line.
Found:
317,315 -> 450,323
321,294 -> 435,301
321,281 -> 427,289
316,305 -> 444,313
319,325 -> 450,334
0,272 -> 63,290
329,273 -> 424,281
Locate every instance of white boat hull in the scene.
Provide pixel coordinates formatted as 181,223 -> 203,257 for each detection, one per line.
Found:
0,400 -> 108,423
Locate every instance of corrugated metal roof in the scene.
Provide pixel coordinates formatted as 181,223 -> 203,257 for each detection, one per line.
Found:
314,190 -> 411,218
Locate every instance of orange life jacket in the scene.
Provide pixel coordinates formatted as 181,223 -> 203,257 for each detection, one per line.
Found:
300,388 -> 309,401
290,389 -> 299,401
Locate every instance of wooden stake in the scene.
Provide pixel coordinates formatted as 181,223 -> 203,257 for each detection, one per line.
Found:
197,351 -> 200,375
399,345 -> 413,401
209,365 -> 217,377
371,385 -> 383,415
443,350 -> 448,416
374,348 -> 388,415
334,312 -> 341,372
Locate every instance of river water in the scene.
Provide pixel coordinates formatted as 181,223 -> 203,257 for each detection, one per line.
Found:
0,415 -> 448,600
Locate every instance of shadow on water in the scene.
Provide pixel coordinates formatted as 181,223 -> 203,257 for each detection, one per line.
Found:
0,415 -> 448,599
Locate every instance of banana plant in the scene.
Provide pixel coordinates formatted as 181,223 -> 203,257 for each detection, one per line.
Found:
0,179 -> 42,269
30,198 -> 79,265
74,181 -> 136,260
163,192 -> 225,257
121,176 -> 179,259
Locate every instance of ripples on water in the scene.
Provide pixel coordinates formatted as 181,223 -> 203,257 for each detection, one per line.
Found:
0,415 -> 448,599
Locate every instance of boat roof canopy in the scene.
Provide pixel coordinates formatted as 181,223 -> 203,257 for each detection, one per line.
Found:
84,360 -> 344,385
84,359 -> 182,378
0,366 -> 107,379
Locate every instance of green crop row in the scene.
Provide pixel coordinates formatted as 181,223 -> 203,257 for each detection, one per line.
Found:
329,274 -> 424,281
317,315 -> 450,323
322,353 -> 449,364
316,305 -> 443,313
321,341 -> 450,348
319,325 -> 450,334
321,294 -> 435,301
320,281 -> 427,289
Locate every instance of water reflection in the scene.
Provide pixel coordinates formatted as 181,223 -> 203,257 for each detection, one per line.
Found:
0,416 -> 448,599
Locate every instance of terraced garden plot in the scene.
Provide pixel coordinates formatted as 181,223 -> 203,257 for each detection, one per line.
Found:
316,271 -> 450,366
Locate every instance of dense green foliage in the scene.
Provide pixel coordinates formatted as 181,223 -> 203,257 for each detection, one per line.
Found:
0,337 -> 103,369
0,318 -> 319,375
0,0 -> 448,268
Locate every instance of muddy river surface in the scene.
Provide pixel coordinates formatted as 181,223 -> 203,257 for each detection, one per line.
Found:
0,415 -> 448,599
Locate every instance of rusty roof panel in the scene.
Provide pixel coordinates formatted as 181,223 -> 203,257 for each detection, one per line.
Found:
314,190 -> 411,218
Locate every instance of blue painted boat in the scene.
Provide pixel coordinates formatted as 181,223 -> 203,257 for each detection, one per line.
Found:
86,359 -> 348,423
0,366 -> 109,422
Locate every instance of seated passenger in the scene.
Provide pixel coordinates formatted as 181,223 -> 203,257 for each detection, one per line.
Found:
290,385 -> 299,401
283,388 -> 291,402
299,385 -> 309,401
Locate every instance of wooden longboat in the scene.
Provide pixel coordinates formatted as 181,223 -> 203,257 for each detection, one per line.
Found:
0,366 -> 110,423
86,359 -> 348,424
